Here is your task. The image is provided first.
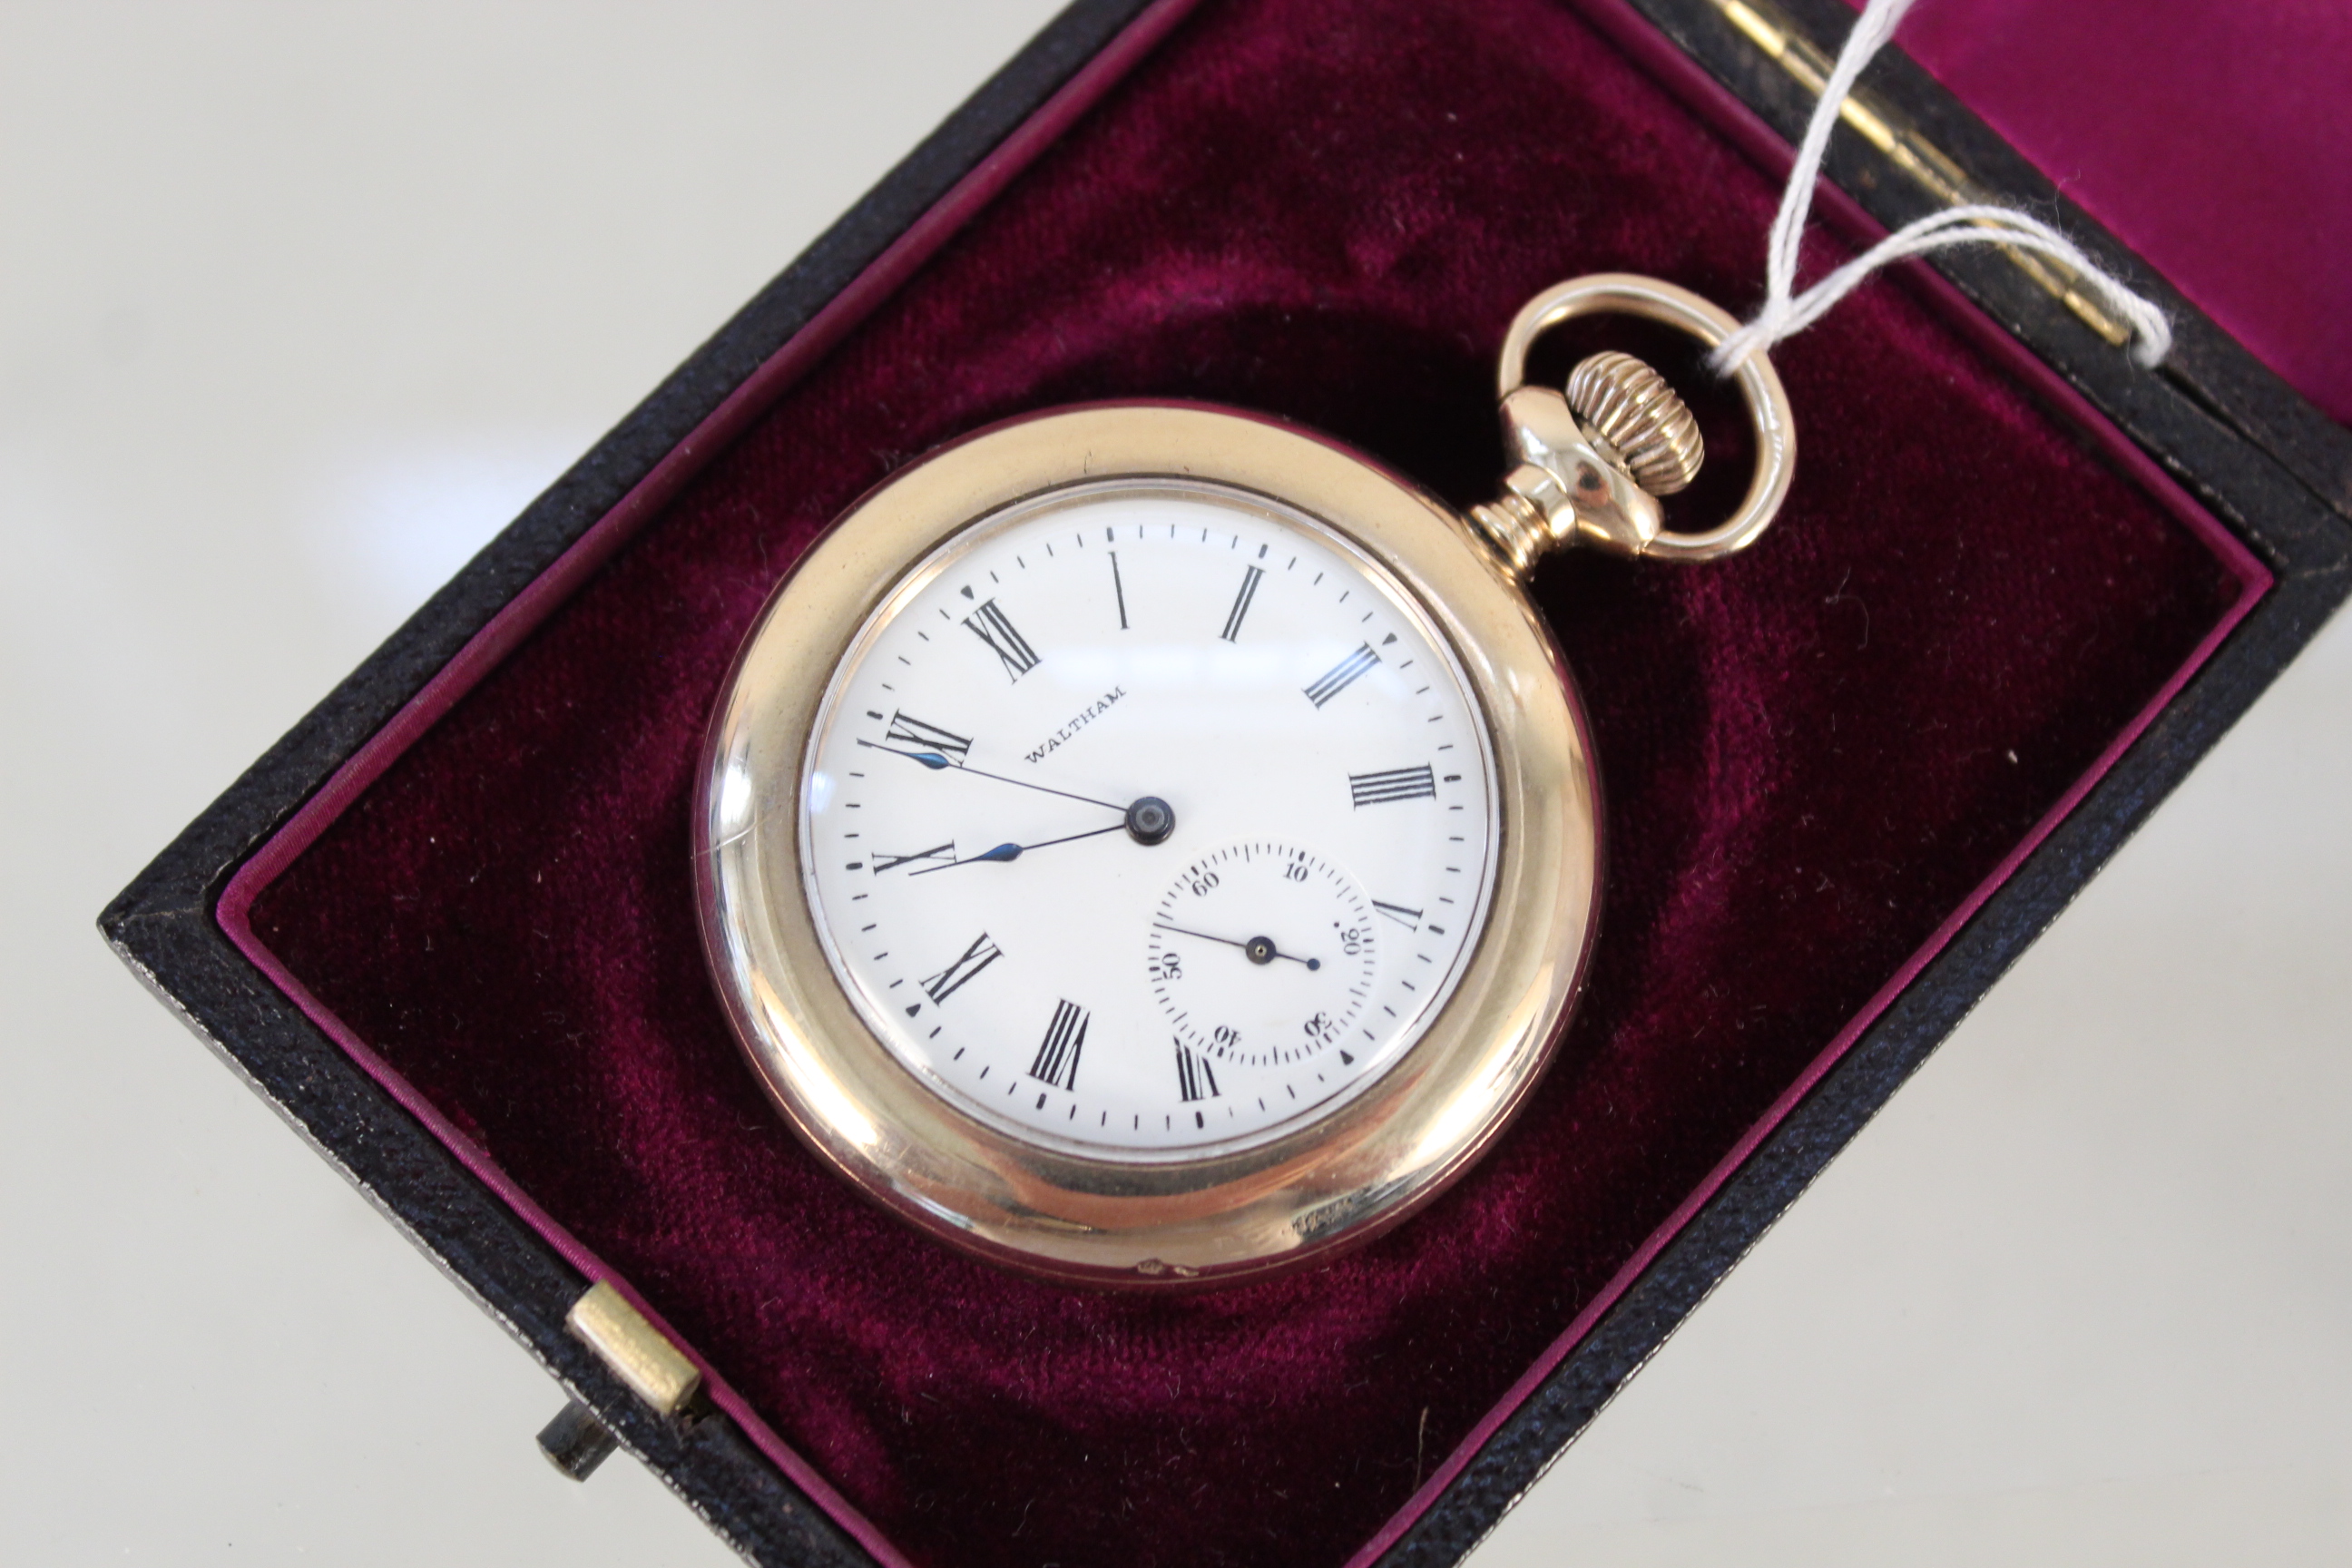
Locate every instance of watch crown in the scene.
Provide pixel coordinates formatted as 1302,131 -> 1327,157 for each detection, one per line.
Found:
1564,351 -> 1703,496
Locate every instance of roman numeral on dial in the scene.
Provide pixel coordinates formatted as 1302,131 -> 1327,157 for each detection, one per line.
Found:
1349,765 -> 1436,807
884,711 -> 972,761
1028,1000 -> 1088,1091
1175,1039 -> 1220,1102
919,932 -> 1002,1005
1220,565 -> 1264,642
1304,643 -> 1380,707
1371,899 -> 1423,930
963,598 -> 1041,681
872,842 -> 955,874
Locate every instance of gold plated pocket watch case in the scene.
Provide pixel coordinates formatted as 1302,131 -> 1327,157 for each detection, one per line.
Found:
696,405 -> 1596,1286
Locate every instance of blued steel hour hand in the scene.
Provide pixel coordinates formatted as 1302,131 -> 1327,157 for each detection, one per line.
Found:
908,822 -> 1129,875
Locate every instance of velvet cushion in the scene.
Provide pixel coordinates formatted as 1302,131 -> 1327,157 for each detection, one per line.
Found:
242,1 -> 2254,1564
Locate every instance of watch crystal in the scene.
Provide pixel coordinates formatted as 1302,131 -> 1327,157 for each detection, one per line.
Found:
799,481 -> 1498,1157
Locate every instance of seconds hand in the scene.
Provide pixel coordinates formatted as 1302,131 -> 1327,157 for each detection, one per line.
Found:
1152,921 -> 1323,971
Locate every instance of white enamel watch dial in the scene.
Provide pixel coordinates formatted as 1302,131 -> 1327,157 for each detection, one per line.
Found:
799,484 -> 1498,1157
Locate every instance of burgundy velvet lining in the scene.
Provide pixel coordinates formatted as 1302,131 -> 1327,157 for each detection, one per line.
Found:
240,2 -> 2253,1564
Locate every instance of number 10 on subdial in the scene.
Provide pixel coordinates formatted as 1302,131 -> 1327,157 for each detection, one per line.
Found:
1147,845 -> 1378,1074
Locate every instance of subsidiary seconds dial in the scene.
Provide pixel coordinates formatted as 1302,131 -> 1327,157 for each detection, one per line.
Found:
1149,844 -> 1376,1079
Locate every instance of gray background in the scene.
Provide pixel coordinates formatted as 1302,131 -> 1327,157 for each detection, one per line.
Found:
4,3 -> 2345,1563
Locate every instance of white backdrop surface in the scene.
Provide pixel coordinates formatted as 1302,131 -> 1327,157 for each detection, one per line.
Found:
2,4 -> 2345,1564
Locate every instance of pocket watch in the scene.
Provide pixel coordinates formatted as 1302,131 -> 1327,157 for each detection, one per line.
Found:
694,275 -> 1794,1286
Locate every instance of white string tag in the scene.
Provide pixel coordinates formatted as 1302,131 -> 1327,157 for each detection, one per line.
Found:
1709,0 -> 2172,375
